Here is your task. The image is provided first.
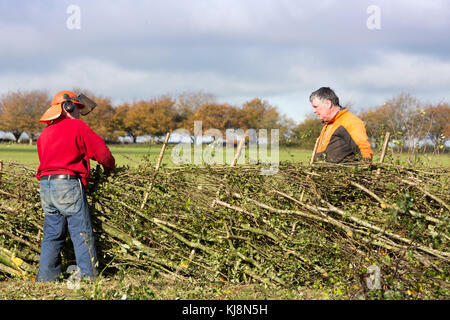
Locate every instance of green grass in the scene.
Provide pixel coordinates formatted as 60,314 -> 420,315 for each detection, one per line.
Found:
0,143 -> 313,169
0,142 -> 448,169
0,271 -> 342,300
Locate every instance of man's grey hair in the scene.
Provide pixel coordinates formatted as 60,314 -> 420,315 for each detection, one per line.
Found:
309,87 -> 340,107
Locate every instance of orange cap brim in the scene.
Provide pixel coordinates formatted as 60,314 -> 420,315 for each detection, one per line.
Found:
40,105 -> 62,123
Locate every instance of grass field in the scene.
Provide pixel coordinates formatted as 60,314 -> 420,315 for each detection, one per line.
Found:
0,142 -> 449,169
0,271 -> 334,300
0,143 -> 314,169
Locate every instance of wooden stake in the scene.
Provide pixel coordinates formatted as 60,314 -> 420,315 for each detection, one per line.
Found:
310,138 -> 319,165
140,132 -> 171,209
376,132 -> 390,177
379,132 -> 390,164
231,138 -> 245,167
213,138 -> 245,204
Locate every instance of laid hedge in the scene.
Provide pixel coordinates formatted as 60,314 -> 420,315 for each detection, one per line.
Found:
0,161 -> 448,298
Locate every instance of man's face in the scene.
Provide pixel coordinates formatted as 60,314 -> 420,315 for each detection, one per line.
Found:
311,97 -> 333,122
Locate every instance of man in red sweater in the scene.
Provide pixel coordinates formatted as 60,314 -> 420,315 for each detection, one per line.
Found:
35,90 -> 115,282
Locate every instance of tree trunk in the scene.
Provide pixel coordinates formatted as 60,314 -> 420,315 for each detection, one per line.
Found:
12,132 -> 20,143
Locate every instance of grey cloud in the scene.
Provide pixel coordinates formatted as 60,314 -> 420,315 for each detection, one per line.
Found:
0,0 -> 449,122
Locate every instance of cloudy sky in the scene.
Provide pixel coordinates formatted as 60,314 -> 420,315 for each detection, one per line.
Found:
0,0 -> 449,122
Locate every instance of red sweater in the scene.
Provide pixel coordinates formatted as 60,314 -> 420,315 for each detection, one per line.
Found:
36,117 -> 115,187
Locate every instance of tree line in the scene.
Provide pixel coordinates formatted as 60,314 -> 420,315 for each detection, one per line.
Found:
0,89 -> 294,144
0,89 -> 448,151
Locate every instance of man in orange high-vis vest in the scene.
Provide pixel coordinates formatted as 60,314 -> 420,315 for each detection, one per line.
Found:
310,87 -> 373,163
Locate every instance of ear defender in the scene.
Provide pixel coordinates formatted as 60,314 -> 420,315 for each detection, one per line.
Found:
63,94 -> 75,113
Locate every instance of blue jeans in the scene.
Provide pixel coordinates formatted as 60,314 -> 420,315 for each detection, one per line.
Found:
36,178 -> 98,282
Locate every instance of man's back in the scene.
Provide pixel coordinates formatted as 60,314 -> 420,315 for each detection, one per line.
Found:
36,117 -> 115,187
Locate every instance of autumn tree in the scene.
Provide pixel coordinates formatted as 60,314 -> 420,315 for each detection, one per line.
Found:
423,102 -> 450,151
0,90 -> 50,143
276,114 -> 297,146
176,91 -> 216,128
360,93 -> 426,153
124,95 -> 178,142
290,114 -> 322,148
147,95 -> 179,137
71,88 -> 147,143
80,93 -> 117,142
111,103 -> 135,142
188,103 -> 241,133
359,106 -> 389,146
116,103 -> 145,143
240,98 -> 280,130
